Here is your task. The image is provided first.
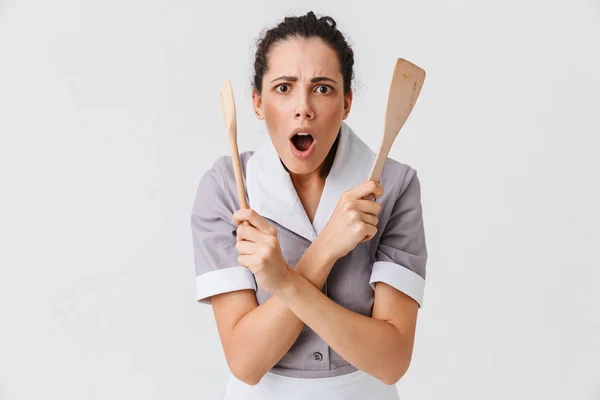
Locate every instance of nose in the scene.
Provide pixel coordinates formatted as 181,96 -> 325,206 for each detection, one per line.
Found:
294,103 -> 314,120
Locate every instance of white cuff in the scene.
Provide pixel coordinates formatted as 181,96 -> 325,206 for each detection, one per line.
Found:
196,266 -> 257,304
369,261 -> 426,307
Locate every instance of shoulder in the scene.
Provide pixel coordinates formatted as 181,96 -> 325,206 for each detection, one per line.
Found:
200,151 -> 255,190
379,157 -> 420,200
193,151 -> 255,213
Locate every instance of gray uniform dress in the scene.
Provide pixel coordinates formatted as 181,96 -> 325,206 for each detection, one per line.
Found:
191,122 -> 428,384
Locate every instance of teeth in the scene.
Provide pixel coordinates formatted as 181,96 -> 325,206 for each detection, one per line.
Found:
296,132 -> 310,136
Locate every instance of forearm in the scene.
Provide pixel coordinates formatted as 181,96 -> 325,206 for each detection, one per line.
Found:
274,270 -> 409,385
231,236 -> 336,384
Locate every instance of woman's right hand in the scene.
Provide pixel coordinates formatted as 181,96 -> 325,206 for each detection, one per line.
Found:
317,180 -> 384,261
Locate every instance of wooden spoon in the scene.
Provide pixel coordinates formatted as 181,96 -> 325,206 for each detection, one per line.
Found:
220,77 -> 249,226
366,58 -> 426,199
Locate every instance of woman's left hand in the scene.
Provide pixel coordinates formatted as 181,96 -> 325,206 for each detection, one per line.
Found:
233,208 -> 292,295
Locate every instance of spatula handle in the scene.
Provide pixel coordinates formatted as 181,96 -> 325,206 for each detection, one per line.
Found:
362,151 -> 388,202
228,135 -> 249,227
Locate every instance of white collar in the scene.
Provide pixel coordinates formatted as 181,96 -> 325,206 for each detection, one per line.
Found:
245,122 -> 376,242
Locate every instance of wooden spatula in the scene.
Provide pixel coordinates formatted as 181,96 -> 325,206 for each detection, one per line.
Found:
360,58 -> 425,241
220,78 -> 249,226
366,58 -> 426,199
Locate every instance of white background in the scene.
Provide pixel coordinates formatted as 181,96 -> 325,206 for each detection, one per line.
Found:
1,0 -> 599,399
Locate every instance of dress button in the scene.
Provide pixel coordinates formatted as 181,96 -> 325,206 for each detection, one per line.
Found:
313,352 -> 323,361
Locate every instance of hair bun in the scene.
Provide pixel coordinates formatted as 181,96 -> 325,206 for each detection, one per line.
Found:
319,16 -> 336,29
305,11 -> 336,29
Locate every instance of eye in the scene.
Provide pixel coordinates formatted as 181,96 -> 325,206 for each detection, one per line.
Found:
315,85 -> 333,94
275,83 -> 291,93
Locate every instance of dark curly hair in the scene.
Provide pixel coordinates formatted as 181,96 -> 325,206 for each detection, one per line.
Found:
252,11 -> 355,97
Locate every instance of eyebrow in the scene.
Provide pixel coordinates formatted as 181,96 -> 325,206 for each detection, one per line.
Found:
270,76 -> 338,84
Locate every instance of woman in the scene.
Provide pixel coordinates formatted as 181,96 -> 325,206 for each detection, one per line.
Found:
191,11 -> 428,400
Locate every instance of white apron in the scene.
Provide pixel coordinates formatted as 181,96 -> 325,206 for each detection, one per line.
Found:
223,369 -> 401,400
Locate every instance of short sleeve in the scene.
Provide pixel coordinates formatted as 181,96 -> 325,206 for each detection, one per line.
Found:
191,163 -> 257,305
369,169 -> 428,307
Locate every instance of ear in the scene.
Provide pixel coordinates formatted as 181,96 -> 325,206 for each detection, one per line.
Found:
342,90 -> 353,120
252,89 -> 264,120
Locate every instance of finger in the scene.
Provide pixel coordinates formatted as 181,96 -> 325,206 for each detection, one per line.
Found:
233,209 -> 273,234
233,208 -> 276,235
232,208 -> 251,227
361,233 -> 374,242
236,223 -> 272,244
365,221 -> 378,237
359,212 -> 379,227
360,224 -> 378,242
235,239 -> 258,256
345,181 -> 384,201
234,220 -> 251,231
237,254 -> 253,269
363,193 -> 376,201
354,199 -> 383,216
237,253 -> 264,270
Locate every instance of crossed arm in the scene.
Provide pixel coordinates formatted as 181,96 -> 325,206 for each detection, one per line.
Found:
276,263 -> 419,386
211,234 -> 419,386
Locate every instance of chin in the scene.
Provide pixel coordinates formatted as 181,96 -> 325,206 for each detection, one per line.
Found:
281,156 -> 322,176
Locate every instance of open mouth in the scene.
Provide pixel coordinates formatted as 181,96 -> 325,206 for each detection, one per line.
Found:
291,132 -> 314,152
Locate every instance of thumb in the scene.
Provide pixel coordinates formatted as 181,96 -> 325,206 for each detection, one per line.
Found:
346,180 -> 384,200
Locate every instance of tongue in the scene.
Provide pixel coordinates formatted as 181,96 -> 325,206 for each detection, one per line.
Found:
295,135 -> 313,151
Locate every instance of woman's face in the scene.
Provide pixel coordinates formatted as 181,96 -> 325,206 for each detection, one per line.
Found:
252,37 -> 352,177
